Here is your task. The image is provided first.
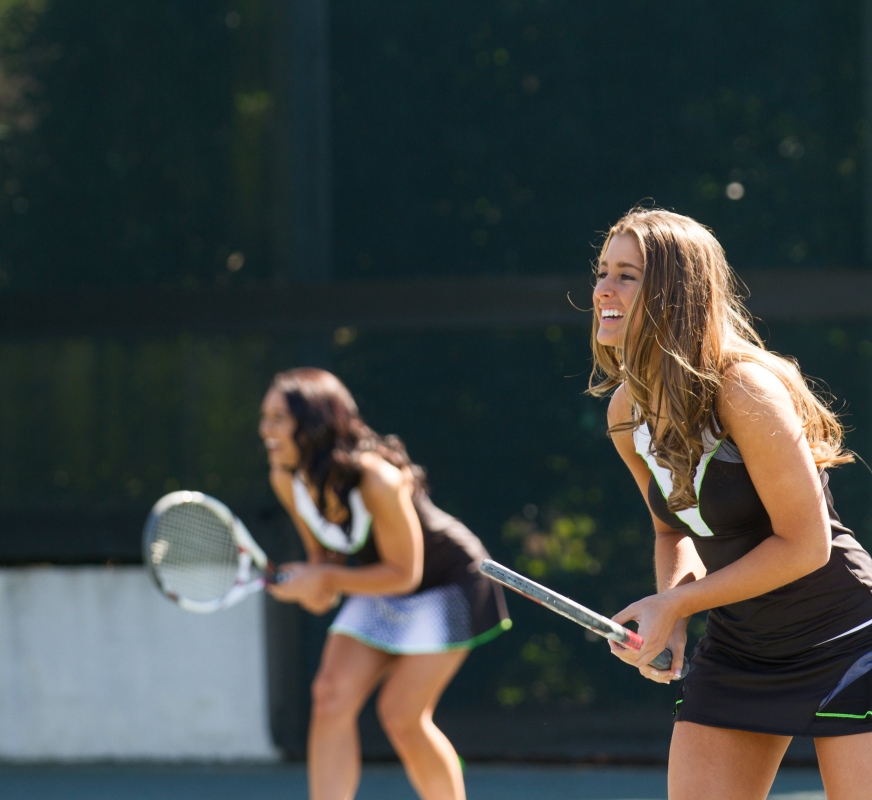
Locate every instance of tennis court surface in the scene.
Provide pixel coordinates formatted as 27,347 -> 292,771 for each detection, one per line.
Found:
0,762 -> 825,799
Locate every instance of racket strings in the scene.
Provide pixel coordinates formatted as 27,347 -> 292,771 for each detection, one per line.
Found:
148,504 -> 241,602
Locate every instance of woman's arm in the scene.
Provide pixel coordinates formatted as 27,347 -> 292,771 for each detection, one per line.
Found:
268,453 -> 424,604
608,384 -> 706,680
611,362 -> 832,675
320,454 -> 424,596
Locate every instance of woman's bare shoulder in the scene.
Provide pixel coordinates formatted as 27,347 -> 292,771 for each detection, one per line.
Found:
718,360 -> 800,444
607,382 -> 633,427
719,361 -> 794,418
358,451 -> 404,496
605,383 -> 641,463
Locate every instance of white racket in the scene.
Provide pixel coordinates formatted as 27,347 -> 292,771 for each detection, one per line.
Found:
480,559 -> 689,676
143,491 -> 277,613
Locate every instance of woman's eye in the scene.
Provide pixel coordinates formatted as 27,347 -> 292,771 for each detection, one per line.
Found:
620,273 -> 636,281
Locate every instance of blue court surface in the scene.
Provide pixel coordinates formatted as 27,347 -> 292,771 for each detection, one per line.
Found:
0,762 -> 825,799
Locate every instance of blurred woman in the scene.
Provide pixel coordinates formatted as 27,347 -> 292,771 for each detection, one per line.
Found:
591,208 -> 872,799
260,367 -> 510,800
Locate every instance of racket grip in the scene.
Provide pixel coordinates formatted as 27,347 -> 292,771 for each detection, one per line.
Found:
648,648 -> 690,678
266,565 -> 293,585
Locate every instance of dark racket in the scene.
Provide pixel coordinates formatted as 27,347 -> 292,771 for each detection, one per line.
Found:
143,491 -> 276,614
480,559 -> 689,677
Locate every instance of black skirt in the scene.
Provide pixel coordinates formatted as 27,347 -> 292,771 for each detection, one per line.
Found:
675,625 -> 872,737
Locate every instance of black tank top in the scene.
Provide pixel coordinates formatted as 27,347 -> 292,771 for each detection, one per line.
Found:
635,422 -> 872,657
353,492 -> 490,592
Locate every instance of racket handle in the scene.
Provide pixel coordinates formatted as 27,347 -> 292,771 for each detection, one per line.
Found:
622,630 -> 689,678
648,647 -> 690,678
266,564 -> 293,585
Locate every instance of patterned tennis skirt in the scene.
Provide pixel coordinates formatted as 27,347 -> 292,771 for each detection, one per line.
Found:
329,580 -> 511,655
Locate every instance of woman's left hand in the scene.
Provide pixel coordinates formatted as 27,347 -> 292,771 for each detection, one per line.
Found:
267,562 -> 338,612
608,591 -> 685,683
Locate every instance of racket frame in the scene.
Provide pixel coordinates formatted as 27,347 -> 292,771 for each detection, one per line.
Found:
144,490 -> 272,614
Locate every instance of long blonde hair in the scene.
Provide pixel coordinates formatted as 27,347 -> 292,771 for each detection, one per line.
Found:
588,208 -> 851,512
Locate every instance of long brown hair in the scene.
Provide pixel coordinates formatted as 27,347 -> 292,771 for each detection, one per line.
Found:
588,208 -> 851,512
272,367 -> 427,513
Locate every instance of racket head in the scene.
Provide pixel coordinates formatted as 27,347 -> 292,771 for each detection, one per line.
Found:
143,491 -> 269,613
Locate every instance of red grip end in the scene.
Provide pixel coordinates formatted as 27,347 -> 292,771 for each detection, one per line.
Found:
624,631 -> 644,651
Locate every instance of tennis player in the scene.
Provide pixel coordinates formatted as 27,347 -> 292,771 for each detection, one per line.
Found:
592,208 -> 872,799
260,368 -> 510,800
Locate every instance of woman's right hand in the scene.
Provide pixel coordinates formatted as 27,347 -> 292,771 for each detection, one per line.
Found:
617,618 -> 688,685
610,592 -> 689,684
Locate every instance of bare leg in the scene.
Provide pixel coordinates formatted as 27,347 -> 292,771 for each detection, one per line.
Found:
376,650 -> 469,800
816,730 -> 872,800
308,633 -> 393,800
668,721 -> 791,800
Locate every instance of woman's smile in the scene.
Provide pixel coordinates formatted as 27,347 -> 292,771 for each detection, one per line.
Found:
593,233 -> 644,347
259,388 -> 302,469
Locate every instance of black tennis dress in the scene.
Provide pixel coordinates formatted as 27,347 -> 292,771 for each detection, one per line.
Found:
290,475 -> 511,654
634,422 -> 872,737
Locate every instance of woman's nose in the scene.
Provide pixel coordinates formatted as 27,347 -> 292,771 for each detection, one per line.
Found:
593,277 -> 613,299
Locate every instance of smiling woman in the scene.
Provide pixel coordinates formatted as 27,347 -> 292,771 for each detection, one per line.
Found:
587,208 -> 872,800
258,367 -> 510,800
592,234 -> 645,349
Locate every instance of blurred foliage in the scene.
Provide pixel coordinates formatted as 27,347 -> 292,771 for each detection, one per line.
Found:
495,632 -> 595,708
0,0 -> 287,290
332,0 -> 863,278
503,509 -> 601,578
0,0 -> 863,290
0,335 -> 275,510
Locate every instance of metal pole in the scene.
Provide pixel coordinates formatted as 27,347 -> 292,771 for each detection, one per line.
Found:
864,0 -> 872,263
267,0 -> 334,756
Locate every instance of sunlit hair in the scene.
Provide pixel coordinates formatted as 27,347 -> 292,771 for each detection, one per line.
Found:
588,207 -> 851,512
271,367 -> 427,513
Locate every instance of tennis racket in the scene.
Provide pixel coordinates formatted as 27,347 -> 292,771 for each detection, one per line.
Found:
480,559 -> 689,677
143,490 -> 278,614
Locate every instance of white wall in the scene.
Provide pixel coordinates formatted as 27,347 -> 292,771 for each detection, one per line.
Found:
0,565 -> 279,760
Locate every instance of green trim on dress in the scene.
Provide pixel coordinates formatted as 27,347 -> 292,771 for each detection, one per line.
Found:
330,617 -> 512,656
815,710 -> 872,720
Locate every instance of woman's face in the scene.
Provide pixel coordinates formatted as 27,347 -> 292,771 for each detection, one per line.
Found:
259,388 -> 302,470
593,233 -> 645,348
